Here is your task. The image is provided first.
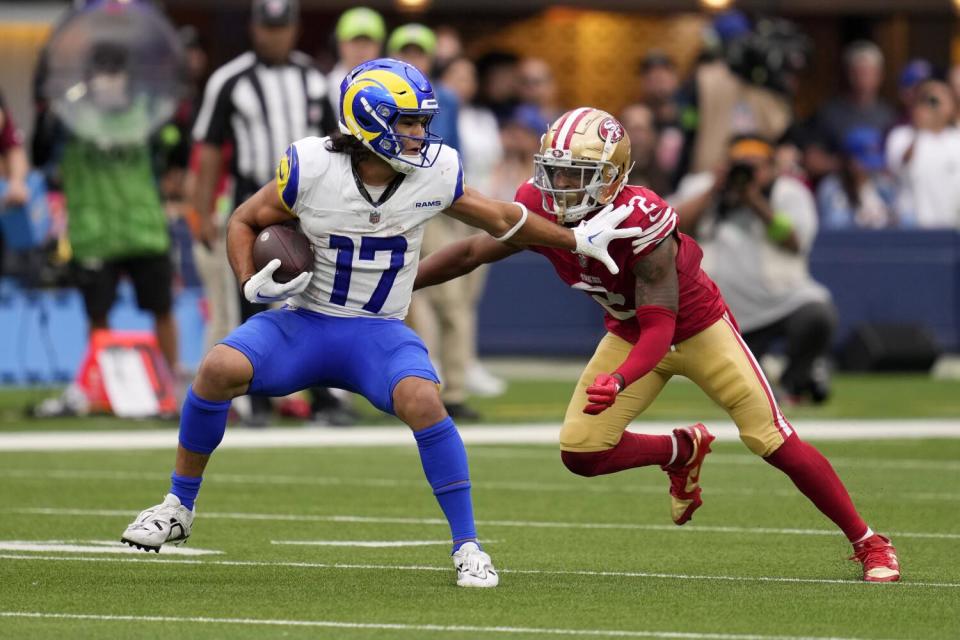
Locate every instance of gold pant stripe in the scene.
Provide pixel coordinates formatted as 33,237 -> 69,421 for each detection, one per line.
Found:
560,317 -> 793,457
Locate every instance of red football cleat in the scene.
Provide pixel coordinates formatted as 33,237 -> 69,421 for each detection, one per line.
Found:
851,534 -> 901,582
662,423 -> 715,525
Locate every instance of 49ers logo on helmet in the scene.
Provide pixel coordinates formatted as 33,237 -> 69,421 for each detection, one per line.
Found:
598,118 -> 624,143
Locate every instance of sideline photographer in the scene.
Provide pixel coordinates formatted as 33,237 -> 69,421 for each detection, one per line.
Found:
673,136 -> 836,404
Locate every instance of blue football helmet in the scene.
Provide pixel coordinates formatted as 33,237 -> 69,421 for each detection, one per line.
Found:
339,58 -> 442,174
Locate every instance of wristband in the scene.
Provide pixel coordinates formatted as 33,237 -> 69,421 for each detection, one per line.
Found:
494,202 -> 529,242
767,212 -> 794,243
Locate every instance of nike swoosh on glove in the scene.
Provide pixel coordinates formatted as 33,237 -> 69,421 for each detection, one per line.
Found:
583,373 -> 622,415
242,258 -> 312,304
572,203 -> 639,275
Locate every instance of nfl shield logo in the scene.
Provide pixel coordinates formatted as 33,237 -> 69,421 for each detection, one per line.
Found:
369,210 -> 381,224
578,254 -> 589,268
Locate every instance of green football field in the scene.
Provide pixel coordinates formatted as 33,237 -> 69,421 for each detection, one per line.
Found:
0,374 -> 958,639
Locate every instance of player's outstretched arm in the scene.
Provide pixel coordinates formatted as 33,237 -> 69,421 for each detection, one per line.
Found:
226,178 -> 298,290
584,238 -> 680,415
414,234 -> 520,291
445,187 -> 639,275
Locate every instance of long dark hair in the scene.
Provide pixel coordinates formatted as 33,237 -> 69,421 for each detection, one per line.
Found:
325,131 -> 373,164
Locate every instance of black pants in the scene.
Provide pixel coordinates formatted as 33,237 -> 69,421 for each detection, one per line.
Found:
742,300 -> 837,397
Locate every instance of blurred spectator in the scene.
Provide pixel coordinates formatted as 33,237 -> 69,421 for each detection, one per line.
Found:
0,89 -> 30,273
434,25 -> 463,69
440,57 -> 502,196
437,55 -> 507,399
896,58 -> 933,125
32,40 -> 179,375
773,121 -> 842,197
638,50 -> 684,182
326,6 -> 385,118
489,104 -> 548,201
619,103 -> 671,195
191,0 -> 344,425
639,50 -> 681,130
815,41 -> 896,150
476,51 -> 521,125
519,57 -> 563,123
817,126 -> 898,229
388,23 -> 460,150
886,79 -> 960,229
673,136 -> 835,404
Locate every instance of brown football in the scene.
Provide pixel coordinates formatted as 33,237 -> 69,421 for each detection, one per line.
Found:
252,223 -> 313,284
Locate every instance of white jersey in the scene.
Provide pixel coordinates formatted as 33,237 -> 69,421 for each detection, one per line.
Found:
276,136 -> 464,319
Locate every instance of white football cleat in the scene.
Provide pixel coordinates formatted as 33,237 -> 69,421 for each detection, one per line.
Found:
453,541 -> 499,587
121,493 -> 194,553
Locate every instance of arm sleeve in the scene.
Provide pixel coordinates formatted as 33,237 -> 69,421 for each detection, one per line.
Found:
613,306 -> 677,387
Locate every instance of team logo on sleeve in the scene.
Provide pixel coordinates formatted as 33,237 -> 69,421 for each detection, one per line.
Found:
276,145 -> 299,212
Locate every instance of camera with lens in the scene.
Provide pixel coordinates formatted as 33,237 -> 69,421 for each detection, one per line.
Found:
726,161 -> 755,190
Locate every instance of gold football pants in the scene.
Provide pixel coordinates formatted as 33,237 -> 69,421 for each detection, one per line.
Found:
561,316 -> 794,457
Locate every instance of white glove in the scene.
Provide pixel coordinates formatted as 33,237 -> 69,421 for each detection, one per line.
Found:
572,203 -> 640,275
242,258 -> 312,304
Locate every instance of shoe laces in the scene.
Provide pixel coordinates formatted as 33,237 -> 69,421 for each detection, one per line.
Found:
850,536 -> 897,569
456,547 -> 491,577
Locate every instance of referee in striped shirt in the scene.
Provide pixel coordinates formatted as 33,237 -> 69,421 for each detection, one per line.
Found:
191,0 -> 339,425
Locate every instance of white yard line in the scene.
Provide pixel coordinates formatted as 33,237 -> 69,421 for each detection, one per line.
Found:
10,507 -> 960,540
1,468 -> 957,502
1,420 -> 959,452
270,540 -> 456,548
0,611 -> 879,640
0,555 -> 955,590
0,540 -> 219,555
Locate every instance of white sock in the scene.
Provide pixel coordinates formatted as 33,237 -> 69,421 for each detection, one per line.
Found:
666,434 -> 678,467
854,527 -> 875,544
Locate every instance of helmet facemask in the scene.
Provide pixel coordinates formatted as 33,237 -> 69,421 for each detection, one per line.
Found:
359,97 -> 442,174
533,155 -> 625,225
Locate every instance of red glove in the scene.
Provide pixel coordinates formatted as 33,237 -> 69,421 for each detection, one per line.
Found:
583,373 -> 622,415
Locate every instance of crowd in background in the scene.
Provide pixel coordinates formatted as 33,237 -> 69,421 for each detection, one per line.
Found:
1,1 -> 960,419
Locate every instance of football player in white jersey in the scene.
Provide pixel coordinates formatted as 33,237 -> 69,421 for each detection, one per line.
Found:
120,58 -> 643,588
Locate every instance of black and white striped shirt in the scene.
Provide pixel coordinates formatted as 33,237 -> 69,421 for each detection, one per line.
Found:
192,50 -> 336,200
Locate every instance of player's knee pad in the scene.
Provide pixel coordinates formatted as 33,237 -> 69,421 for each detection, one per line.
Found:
740,431 -> 781,457
560,449 -> 610,477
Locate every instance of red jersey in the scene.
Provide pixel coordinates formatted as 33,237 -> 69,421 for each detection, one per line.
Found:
515,182 -> 729,345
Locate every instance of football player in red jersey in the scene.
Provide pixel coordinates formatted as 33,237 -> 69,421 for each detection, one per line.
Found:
414,107 -> 900,582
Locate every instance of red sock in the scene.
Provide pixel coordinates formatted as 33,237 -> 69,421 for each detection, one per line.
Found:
764,435 -> 869,542
561,432 -> 676,477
